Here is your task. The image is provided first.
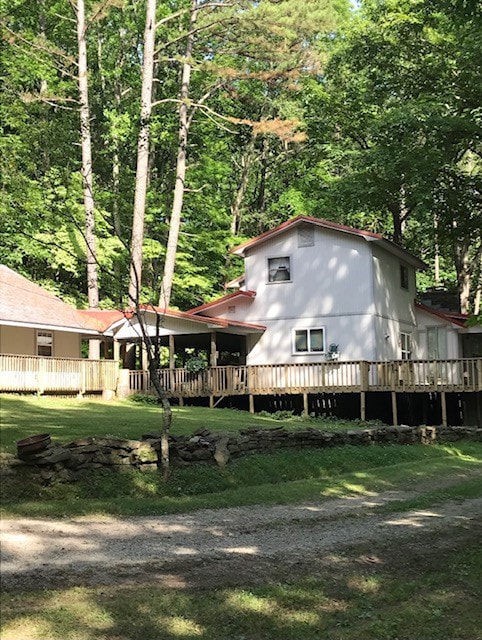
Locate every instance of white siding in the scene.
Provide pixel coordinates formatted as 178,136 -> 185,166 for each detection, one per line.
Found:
231,227 -> 379,363
414,309 -> 461,359
246,315 -> 375,365
372,245 -> 417,359
243,228 -> 374,322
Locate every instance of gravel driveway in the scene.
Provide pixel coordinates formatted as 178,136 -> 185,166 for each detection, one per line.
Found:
2,487 -> 481,591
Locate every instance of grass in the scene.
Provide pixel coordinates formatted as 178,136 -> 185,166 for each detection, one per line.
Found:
1,396 -> 481,639
1,395 -> 481,518
0,394 -> 376,455
1,526 -> 480,639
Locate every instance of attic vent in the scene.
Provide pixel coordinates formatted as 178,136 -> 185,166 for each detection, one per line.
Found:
297,225 -> 314,247
227,305 -> 236,314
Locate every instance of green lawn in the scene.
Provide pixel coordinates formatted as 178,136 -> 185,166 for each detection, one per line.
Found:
0,394 -> 373,455
1,395 -> 481,639
1,395 -> 481,519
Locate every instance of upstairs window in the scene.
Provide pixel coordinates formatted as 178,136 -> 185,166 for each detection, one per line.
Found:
293,328 -> 325,354
268,257 -> 291,282
400,264 -> 409,290
400,332 -> 412,360
37,331 -> 53,357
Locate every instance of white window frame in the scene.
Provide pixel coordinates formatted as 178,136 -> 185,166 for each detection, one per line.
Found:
400,332 -> 412,360
292,327 -> 325,355
267,256 -> 291,284
37,330 -> 53,357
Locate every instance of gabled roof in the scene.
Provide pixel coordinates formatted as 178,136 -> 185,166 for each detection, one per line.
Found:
134,304 -> 265,331
108,304 -> 265,340
189,290 -> 256,315
225,274 -> 246,289
78,309 -> 125,333
415,303 -> 467,328
0,265 -> 102,335
231,215 -> 427,269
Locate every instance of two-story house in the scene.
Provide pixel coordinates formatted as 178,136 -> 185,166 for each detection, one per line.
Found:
190,215 -> 430,364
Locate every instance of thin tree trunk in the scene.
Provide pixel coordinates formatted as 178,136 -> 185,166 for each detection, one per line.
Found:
128,0 -> 157,307
230,138 -> 255,236
453,239 -> 472,314
474,257 -> 481,315
77,0 -> 100,359
159,0 -> 197,308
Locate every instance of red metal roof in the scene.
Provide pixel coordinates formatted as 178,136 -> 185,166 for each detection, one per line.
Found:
78,309 -> 125,332
415,302 -> 467,327
189,290 -> 256,314
230,215 -> 427,269
130,304 -> 265,332
231,215 -> 383,256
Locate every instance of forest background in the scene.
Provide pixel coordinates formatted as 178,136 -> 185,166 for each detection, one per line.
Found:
1,0 -> 481,317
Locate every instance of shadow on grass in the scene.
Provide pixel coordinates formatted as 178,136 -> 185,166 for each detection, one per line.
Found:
1,442 -> 481,519
1,525 -> 480,640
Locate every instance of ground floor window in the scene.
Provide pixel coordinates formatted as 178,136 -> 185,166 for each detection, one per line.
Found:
400,332 -> 412,360
293,328 -> 325,354
37,331 -> 53,357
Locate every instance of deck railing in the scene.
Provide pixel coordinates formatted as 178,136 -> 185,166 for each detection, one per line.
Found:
128,358 -> 482,397
0,354 -> 119,394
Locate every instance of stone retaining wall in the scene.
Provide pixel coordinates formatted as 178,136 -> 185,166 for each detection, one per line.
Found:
6,424 -> 481,484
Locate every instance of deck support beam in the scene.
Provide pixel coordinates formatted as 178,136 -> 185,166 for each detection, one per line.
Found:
391,391 -> 398,426
441,391 -> 447,427
360,391 -> 366,421
249,394 -> 255,414
303,392 -> 309,417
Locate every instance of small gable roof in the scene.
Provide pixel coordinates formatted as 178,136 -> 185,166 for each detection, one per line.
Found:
0,265 -> 102,335
231,215 -> 427,269
415,302 -> 468,328
189,290 -> 256,315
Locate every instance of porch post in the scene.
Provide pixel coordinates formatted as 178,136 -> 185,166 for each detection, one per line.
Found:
141,342 -> 148,371
113,340 -> 121,363
210,331 -> 218,367
169,335 -> 175,368
360,391 -> 366,421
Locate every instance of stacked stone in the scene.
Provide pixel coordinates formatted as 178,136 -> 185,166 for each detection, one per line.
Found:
8,425 -> 481,484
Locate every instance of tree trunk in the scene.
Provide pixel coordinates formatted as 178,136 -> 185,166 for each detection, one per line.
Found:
230,138 -> 256,236
159,0 -> 197,308
77,0 -> 100,359
128,0 -> 157,307
453,238 -> 472,314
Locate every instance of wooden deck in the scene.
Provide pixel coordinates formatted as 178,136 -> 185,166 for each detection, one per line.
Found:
0,354 -> 119,395
1,355 -> 480,399
129,358 -> 482,397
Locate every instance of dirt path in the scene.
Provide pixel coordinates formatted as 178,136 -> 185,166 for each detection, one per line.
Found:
2,485 -> 481,591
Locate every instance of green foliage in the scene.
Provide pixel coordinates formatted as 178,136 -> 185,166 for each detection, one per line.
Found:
1,0 -> 479,311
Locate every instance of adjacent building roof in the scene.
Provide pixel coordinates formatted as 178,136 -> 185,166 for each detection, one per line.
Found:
110,304 -> 265,341
0,265 -> 102,335
415,303 -> 468,328
230,215 -> 427,269
189,290 -> 256,315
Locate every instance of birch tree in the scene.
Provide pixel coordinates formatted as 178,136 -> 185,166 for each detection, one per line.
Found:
75,0 -> 100,358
